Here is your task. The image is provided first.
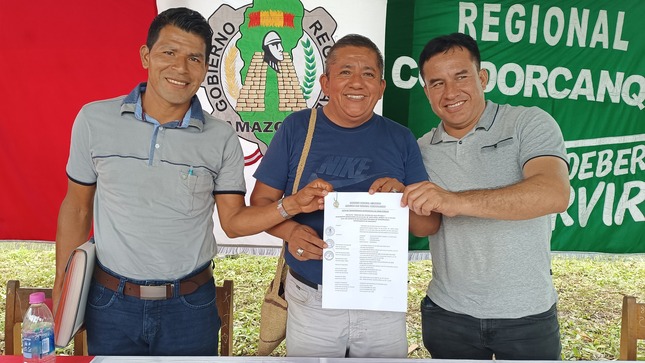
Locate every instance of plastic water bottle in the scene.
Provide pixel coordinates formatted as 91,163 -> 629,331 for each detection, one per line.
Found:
22,292 -> 55,363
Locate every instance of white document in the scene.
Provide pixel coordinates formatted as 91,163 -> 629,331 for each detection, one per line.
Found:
322,192 -> 408,312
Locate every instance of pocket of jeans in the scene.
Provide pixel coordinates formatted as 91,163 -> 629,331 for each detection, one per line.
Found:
285,273 -> 316,305
420,295 -> 442,313
88,281 -> 117,310
180,280 -> 217,309
522,304 -> 558,322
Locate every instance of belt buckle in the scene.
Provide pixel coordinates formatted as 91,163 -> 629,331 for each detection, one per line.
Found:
140,284 -> 172,300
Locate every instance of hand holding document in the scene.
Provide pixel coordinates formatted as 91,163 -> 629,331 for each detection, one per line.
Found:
322,192 -> 408,312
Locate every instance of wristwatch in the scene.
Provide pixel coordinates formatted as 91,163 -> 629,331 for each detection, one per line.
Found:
277,197 -> 293,219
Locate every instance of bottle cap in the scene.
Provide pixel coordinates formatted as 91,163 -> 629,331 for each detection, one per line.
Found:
29,292 -> 46,304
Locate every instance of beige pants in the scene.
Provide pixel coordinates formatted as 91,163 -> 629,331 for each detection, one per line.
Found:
284,272 -> 408,358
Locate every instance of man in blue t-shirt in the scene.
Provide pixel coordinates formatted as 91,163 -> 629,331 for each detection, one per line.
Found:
251,34 -> 437,358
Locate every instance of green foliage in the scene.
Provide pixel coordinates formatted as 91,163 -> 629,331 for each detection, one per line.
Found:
1,242 -> 644,359
299,38 -> 317,100
553,256 -> 645,360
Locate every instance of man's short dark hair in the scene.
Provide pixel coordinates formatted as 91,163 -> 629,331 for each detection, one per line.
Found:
418,32 -> 481,80
325,34 -> 384,79
146,7 -> 214,59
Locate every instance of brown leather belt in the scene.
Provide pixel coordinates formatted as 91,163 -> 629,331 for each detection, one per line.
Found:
93,264 -> 213,300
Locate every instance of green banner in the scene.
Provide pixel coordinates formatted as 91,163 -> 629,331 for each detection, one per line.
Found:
384,0 -> 645,253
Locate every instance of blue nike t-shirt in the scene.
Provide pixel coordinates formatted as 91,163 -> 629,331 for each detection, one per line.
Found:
254,107 -> 428,285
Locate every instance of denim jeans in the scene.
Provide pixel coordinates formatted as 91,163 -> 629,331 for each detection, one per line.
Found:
421,296 -> 561,360
85,262 -> 220,356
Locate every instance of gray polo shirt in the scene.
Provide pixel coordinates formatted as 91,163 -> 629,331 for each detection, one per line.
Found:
66,83 -> 245,280
418,101 -> 567,319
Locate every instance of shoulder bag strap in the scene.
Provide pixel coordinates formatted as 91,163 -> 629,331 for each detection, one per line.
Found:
276,108 -> 317,277
292,108 -> 317,194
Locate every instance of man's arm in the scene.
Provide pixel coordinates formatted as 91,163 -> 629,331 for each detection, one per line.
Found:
216,178 -> 331,240
53,180 -> 96,312
403,156 -> 570,220
249,181 -> 327,260
409,211 -> 441,237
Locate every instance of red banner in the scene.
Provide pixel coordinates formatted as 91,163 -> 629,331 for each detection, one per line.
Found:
0,1 -> 157,240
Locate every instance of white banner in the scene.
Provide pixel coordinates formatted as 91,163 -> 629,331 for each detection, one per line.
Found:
157,0 -> 388,255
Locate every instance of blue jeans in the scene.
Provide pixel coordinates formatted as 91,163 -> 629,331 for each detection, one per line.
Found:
421,296 -> 561,360
85,262 -> 220,356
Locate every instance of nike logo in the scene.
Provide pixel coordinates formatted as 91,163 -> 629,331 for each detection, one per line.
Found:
308,172 -> 389,189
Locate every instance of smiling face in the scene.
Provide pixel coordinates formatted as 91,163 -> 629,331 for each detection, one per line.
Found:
140,25 -> 208,122
320,46 -> 386,128
422,47 -> 488,138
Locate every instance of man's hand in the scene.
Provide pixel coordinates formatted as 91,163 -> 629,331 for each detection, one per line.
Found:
368,177 -> 405,194
286,224 -> 326,261
249,179 -> 331,255
283,178 -> 333,215
402,181 -> 460,217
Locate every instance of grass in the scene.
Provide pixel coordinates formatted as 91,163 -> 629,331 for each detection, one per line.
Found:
1,242 -> 644,359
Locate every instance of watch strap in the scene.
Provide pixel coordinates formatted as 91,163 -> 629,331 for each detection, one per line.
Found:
277,197 -> 292,219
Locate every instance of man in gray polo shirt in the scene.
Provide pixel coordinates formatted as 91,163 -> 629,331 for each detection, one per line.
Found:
53,7 -> 330,356
403,33 -> 570,359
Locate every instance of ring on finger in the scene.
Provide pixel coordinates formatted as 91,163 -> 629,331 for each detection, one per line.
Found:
391,188 -> 399,193
296,248 -> 304,256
